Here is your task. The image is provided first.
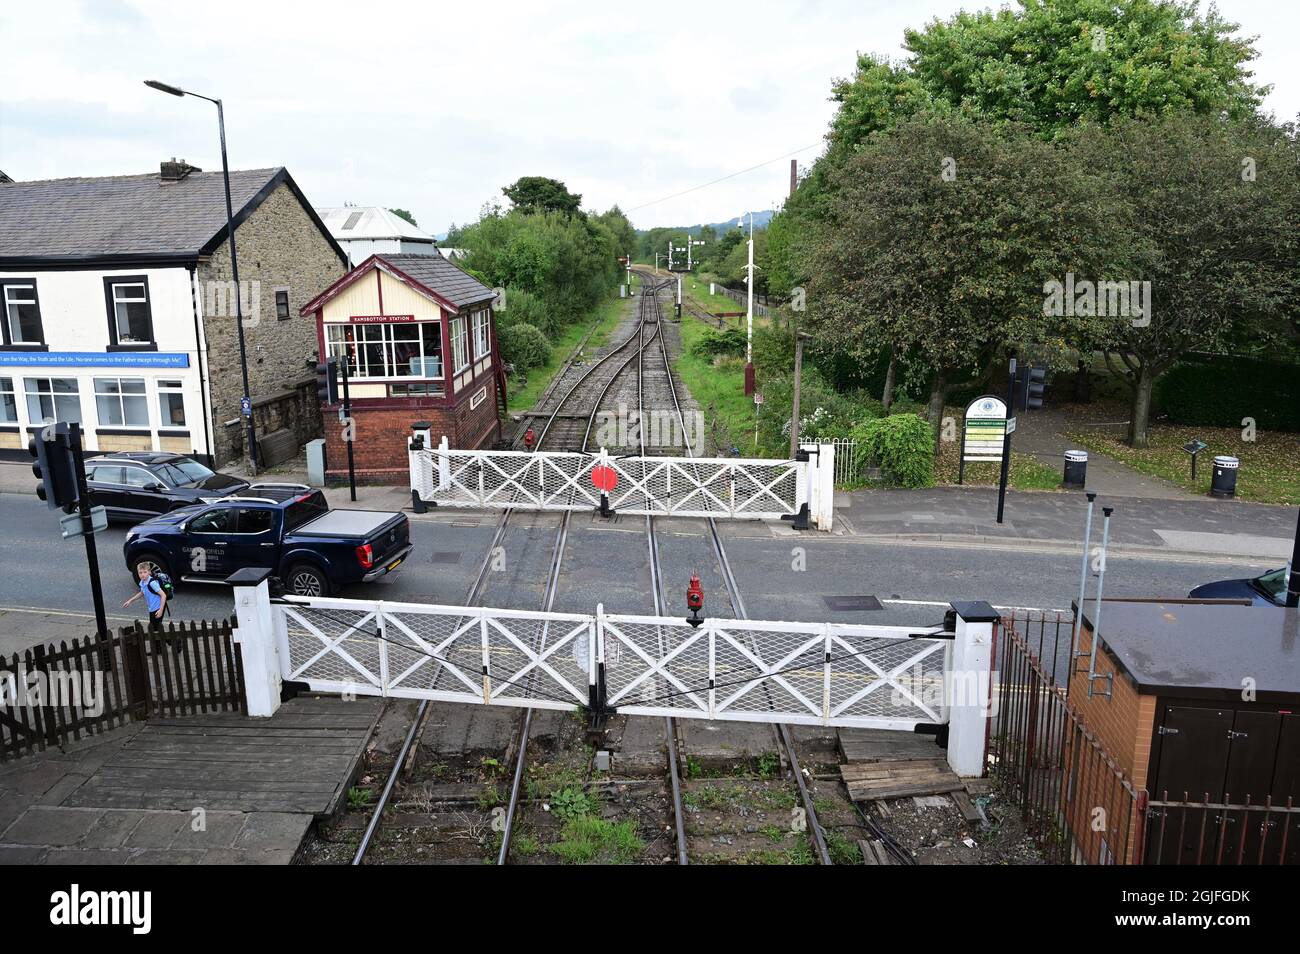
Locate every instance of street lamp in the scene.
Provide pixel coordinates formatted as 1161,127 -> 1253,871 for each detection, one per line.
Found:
741,211 -> 759,396
145,79 -> 258,472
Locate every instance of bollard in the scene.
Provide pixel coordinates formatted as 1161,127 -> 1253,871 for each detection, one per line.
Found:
1210,455 -> 1239,499
1063,449 -> 1087,489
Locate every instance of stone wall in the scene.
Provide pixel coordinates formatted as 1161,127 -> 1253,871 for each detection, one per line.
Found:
198,181 -> 345,466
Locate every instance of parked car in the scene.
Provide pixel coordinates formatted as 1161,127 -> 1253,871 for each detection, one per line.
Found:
123,483 -> 413,597
1188,567 -> 1290,607
86,452 -> 249,522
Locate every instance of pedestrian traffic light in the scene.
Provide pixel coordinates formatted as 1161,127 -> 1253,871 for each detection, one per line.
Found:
316,357 -> 339,405
1024,366 -> 1046,411
29,423 -> 79,512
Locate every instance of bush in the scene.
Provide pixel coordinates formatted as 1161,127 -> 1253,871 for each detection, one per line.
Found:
499,322 -> 551,372
1154,356 -> 1300,432
855,413 -> 934,488
690,327 -> 747,359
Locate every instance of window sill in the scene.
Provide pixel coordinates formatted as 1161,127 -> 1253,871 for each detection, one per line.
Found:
0,343 -> 50,352
107,343 -> 159,352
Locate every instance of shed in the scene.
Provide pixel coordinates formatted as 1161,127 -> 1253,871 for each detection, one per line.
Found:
1070,601 -> 1299,864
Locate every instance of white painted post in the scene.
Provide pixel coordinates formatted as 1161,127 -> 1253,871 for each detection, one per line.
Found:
437,434 -> 451,492
947,602 -> 997,777
811,441 -> 836,531
229,569 -> 281,717
408,421 -> 434,509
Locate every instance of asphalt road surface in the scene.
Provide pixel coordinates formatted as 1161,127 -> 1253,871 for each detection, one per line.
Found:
1,492 -> 1272,653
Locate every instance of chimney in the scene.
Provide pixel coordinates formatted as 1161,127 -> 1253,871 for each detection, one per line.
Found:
160,157 -> 201,182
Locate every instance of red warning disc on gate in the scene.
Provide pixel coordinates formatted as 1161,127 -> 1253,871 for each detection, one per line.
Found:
591,465 -> 618,493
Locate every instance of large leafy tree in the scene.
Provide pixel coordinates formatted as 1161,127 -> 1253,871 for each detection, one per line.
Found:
806,113 -> 1119,443
1072,114 -> 1300,446
502,176 -> 583,216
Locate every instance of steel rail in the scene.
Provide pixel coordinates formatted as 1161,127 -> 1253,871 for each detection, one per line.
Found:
638,271 -> 832,865
496,280 -> 673,864
353,290 -> 668,864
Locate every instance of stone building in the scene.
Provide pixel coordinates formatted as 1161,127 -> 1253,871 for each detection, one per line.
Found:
0,161 -> 346,466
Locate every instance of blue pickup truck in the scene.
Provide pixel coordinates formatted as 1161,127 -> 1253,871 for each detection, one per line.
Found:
123,483 -> 413,597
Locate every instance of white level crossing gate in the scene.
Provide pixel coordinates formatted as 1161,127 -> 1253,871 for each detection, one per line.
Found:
232,581 -> 996,776
408,432 -> 836,529
267,595 -> 954,730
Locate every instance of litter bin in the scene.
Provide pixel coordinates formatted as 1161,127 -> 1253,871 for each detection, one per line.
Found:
1210,455 -> 1238,499
1063,450 -> 1087,489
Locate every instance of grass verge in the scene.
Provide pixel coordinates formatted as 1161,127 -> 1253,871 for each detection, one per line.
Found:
506,291 -> 629,414
1065,423 -> 1300,505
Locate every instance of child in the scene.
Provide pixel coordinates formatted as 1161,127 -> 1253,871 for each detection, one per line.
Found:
123,564 -> 167,631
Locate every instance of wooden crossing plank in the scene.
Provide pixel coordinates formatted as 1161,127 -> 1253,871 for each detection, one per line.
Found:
837,728 -> 942,763
840,758 -> 963,802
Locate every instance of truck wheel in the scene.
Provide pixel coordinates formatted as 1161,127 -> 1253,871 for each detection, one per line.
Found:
132,552 -> 169,584
287,563 -> 329,598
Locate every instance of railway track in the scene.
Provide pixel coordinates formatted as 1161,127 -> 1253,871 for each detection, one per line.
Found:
351,280 -> 682,864
347,273 -> 830,865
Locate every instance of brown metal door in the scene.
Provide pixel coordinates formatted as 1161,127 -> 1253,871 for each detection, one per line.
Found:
1219,711 -> 1282,863
1146,706 -> 1232,864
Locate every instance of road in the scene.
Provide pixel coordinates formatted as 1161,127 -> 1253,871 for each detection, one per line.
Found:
0,491 -> 1273,657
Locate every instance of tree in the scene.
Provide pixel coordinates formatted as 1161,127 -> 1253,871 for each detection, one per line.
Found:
806,113 -> 1118,446
502,176 -> 583,216
389,208 -> 418,227
1074,114 -> 1300,446
831,0 -> 1266,150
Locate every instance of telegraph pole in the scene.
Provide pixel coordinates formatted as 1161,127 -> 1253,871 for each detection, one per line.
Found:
742,212 -> 758,395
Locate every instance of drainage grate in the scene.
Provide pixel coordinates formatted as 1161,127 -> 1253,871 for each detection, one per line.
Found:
822,595 -> 883,612
430,551 -> 462,564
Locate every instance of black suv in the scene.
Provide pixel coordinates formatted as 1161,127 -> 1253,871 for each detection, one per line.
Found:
85,453 -> 250,523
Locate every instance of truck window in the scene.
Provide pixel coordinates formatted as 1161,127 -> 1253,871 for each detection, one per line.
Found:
238,508 -> 275,534
283,491 -> 329,532
190,509 -> 233,534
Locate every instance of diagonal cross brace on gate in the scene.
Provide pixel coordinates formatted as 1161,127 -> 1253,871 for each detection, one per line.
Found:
229,575 -> 996,777
407,429 -> 837,529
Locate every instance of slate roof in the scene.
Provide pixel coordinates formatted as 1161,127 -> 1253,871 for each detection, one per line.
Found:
381,253 -> 496,309
0,167 -> 345,266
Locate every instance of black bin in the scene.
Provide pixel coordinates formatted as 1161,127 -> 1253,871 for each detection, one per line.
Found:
1210,455 -> 1238,499
1063,449 -> 1087,489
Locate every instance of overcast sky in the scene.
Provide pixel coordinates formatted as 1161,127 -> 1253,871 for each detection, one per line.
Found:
2,0 -> 1296,234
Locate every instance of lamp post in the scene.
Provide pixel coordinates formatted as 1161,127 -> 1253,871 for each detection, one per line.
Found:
145,79 -> 258,473
741,212 -> 758,396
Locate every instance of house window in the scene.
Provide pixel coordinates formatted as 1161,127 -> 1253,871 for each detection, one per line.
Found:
471,309 -> 491,359
24,377 -> 81,424
158,379 -> 187,428
325,322 -> 443,379
1,280 -> 44,347
275,289 -> 291,320
450,316 -> 469,373
94,377 -> 149,427
0,377 -> 16,423
103,276 -> 155,348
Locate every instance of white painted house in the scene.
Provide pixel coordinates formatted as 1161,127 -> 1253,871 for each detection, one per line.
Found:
0,163 -> 345,464
317,207 -> 440,266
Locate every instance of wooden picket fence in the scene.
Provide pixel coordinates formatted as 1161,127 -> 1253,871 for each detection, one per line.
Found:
0,618 -> 245,761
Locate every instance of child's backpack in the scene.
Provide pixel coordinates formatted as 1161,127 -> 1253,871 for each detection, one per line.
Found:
150,570 -> 176,602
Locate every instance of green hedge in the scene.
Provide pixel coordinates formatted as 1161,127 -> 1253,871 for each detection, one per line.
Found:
854,413 -> 934,488
1154,357 -> 1300,432
499,322 -> 551,371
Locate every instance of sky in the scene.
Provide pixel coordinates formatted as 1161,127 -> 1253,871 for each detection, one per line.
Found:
1,0 -> 1296,234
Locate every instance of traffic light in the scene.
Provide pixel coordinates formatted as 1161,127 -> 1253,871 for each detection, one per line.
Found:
1024,366 -> 1046,411
29,423 -> 79,512
316,357 -> 339,405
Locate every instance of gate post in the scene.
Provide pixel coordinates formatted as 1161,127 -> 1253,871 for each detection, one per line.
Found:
809,441 -> 835,531
947,601 -> 997,777
228,568 -> 282,717
409,421 -> 433,513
